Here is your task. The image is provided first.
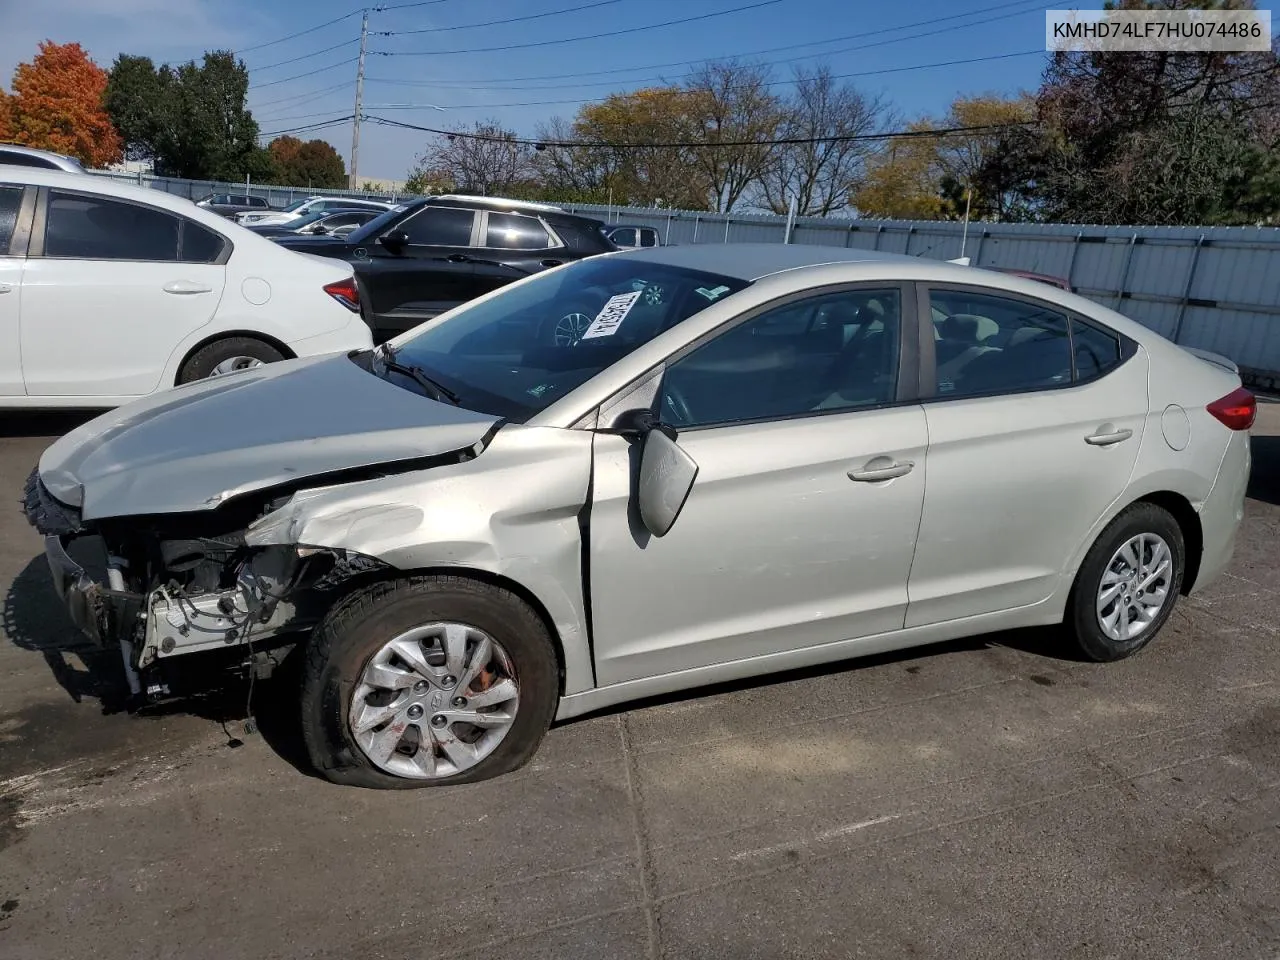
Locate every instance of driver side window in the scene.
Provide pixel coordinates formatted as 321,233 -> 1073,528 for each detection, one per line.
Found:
660,289 -> 902,428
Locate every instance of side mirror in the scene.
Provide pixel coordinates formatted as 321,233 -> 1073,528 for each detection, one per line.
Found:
636,422 -> 698,538
380,230 -> 410,251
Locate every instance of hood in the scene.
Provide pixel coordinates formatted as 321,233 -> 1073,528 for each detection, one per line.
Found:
39,353 -> 503,520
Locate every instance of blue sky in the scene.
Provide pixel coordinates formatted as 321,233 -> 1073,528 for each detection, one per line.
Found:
0,0 -> 1104,181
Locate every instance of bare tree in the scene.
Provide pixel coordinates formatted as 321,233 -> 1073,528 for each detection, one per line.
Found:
683,60 -> 783,212
407,119 -> 533,196
757,65 -> 893,216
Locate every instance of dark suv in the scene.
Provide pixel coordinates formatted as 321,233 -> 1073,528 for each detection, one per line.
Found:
274,195 -> 615,338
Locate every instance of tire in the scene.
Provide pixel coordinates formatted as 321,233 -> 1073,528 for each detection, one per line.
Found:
177,336 -> 285,383
300,576 -> 560,789
1066,502 -> 1185,662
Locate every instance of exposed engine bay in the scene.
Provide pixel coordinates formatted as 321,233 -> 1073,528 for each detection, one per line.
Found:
25,469 -> 389,702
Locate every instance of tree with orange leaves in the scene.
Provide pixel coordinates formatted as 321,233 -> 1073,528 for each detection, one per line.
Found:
5,41 -> 122,168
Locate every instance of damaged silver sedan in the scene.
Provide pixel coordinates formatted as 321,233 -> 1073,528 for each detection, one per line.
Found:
24,244 -> 1252,788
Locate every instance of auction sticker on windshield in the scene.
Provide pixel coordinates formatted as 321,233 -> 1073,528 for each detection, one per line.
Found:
581,291 -> 643,340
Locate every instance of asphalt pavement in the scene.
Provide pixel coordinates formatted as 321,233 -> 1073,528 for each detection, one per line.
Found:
1,405 -> 1277,960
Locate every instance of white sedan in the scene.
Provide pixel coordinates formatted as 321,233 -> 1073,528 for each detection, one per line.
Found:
0,168 -> 374,408
234,195 -> 394,227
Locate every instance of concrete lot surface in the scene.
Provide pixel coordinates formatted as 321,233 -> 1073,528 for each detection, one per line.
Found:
1,405 -> 1277,960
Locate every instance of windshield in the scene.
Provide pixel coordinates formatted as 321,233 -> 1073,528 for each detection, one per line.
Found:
382,257 -> 749,421
281,199 -> 311,213
287,210 -> 331,228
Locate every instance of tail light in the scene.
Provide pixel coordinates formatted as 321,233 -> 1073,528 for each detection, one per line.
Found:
323,277 -> 360,312
1206,387 -> 1256,431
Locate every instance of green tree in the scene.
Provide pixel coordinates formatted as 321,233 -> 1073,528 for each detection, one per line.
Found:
104,50 -> 262,180
988,0 -> 1280,224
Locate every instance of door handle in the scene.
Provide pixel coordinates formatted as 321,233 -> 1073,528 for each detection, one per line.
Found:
540,259 -> 564,267
0,283 -> 11,294
446,254 -> 471,263
163,281 -> 213,295
1084,427 -> 1133,446
848,458 -> 914,482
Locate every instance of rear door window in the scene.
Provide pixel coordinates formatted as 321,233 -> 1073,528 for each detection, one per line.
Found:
44,191 -> 180,261
484,212 -> 551,250
0,186 -> 24,255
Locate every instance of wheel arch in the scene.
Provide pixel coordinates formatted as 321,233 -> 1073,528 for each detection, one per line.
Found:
316,565 -> 570,697
174,330 -> 297,385
1132,490 -> 1203,595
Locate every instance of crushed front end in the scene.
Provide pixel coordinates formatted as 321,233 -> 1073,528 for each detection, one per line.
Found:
24,468 -> 386,702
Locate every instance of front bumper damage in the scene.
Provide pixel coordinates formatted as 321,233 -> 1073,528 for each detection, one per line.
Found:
26,468 -> 386,700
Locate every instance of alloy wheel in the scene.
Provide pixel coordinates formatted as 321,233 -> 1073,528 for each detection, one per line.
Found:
349,622 -> 520,779
209,356 -> 265,377
1096,532 -> 1173,641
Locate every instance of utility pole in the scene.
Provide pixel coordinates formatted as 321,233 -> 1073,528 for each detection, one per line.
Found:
349,9 -> 369,190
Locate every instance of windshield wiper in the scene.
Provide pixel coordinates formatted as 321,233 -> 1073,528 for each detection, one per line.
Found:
376,346 -> 461,405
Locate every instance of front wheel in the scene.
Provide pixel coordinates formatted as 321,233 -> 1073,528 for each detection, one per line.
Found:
300,576 -> 559,789
1066,502 -> 1185,662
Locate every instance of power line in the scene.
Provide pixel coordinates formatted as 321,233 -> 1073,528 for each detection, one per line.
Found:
364,114 -> 1040,149
249,57 -> 360,90
239,9 -> 361,55
376,0 -> 783,57
258,115 -> 355,139
376,0 -> 625,36
252,81 -> 350,109
250,39 -> 360,72
366,0 -> 1038,85
365,51 -> 1045,111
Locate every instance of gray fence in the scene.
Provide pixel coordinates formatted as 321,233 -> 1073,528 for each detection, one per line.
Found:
85,171 -> 1280,386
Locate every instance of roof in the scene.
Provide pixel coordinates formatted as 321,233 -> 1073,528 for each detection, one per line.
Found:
607,242 -> 919,280
431,194 -> 565,212
0,144 -> 86,171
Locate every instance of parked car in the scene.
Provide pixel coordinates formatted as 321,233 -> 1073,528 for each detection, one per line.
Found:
236,195 -> 394,227
25,245 -> 1253,789
274,194 -> 614,339
195,193 -> 272,219
0,144 -> 88,173
0,168 -> 373,407
605,223 -> 662,248
248,208 -> 382,239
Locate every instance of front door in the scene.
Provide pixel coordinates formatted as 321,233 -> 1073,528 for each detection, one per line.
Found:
360,205 -> 482,335
587,285 -> 929,686
21,188 -> 226,398
905,284 -> 1148,627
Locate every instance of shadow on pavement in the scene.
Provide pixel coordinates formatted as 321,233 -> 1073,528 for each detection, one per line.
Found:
2,553 -> 319,779
0,411 -> 100,439
1248,433 -> 1279,506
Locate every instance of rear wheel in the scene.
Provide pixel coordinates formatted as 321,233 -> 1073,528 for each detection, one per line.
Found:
300,576 -> 559,789
177,336 -> 285,383
1066,502 -> 1184,662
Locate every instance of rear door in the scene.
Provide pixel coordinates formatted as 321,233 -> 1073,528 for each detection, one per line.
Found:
467,210 -> 565,297
359,205 -> 480,335
0,184 -> 33,396
905,284 -> 1148,627
20,188 -> 229,398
